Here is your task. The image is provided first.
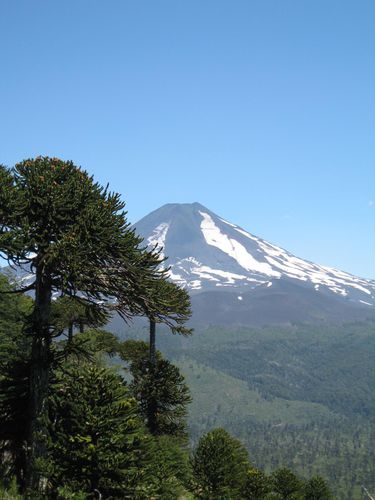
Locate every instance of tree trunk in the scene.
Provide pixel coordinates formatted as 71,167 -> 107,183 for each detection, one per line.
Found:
148,318 -> 158,434
14,439 -> 27,492
149,318 -> 156,367
25,265 -> 52,493
68,322 -> 73,343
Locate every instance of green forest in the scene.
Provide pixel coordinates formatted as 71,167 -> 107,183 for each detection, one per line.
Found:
139,322 -> 375,499
0,157 -> 367,499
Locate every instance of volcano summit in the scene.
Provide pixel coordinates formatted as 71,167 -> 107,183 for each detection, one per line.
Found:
134,203 -> 375,325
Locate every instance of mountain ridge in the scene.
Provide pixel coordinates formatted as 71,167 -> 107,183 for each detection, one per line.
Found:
134,202 -> 375,325
2,202 -> 374,326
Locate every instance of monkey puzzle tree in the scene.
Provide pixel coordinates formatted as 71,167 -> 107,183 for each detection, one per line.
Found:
241,467 -> 271,499
191,428 -> 250,498
270,467 -> 303,500
0,157 -> 191,492
304,476 -> 333,500
120,340 -> 192,437
47,364 -> 155,498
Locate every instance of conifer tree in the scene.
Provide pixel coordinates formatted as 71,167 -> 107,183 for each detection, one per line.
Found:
242,466 -> 271,499
0,157 -> 191,491
147,435 -> 193,500
303,476 -> 333,500
120,339 -> 192,437
191,428 -> 250,498
271,467 -> 303,499
46,364 -> 155,498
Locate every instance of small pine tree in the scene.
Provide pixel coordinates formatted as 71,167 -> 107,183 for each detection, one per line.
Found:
148,435 -> 193,500
242,466 -> 271,499
191,428 -> 250,499
46,364 -> 155,498
120,340 -> 192,437
271,467 -> 303,499
304,476 -> 333,500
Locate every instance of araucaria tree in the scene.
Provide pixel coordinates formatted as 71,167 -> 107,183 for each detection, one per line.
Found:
191,428 -> 250,498
120,340 -> 192,437
0,157 -> 191,492
47,364 -> 154,498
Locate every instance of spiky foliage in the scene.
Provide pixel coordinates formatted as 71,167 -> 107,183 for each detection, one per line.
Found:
120,340 -> 192,437
0,157 -> 191,490
51,296 -> 109,340
242,467 -> 271,499
0,274 -> 32,489
148,435 -> 193,500
46,364 -> 155,498
270,467 -> 303,499
68,328 -> 121,358
303,476 -> 333,500
191,428 -> 250,499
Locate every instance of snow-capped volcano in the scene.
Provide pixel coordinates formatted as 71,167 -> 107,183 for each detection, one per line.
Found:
2,202 -> 374,327
134,203 -> 375,324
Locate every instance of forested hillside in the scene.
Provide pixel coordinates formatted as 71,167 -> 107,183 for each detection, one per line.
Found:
120,321 -> 375,499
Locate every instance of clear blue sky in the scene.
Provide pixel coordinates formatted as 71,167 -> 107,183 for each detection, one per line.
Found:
1,1 -> 374,278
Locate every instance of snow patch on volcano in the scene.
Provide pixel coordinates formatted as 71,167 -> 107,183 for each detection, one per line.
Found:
199,212 -> 280,278
147,223 -> 169,259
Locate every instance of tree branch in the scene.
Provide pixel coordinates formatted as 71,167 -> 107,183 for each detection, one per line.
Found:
0,282 -> 35,294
